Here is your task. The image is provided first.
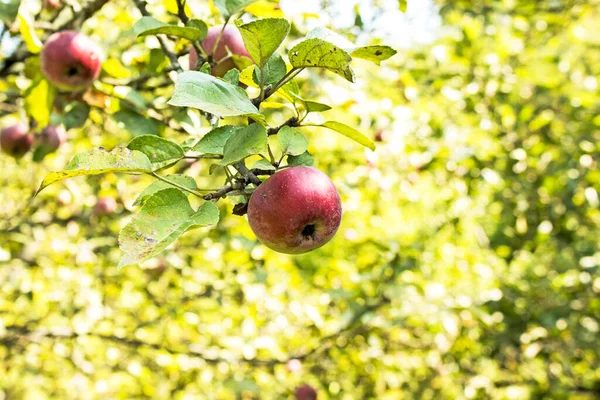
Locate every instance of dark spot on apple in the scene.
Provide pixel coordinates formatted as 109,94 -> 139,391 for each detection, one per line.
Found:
301,224 -> 316,240
375,50 -> 383,56
66,66 -> 79,77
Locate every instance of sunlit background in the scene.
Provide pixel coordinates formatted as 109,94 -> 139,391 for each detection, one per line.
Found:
1,0 -> 599,399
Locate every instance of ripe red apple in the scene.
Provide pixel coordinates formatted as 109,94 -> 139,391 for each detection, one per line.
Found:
247,166 -> 342,254
295,384 -> 317,400
41,30 -> 102,92
189,25 -> 251,76
38,124 -> 67,153
1,124 -> 33,158
94,196 -> 117,215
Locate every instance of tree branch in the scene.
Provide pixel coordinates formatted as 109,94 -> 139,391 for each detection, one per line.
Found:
133,0 -> 182,72
0,0 -> 110,77
267,116 -> 299,136
234,161 -> 262,186
58,0 -> 110,31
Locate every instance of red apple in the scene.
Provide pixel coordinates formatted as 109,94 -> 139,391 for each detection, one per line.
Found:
43,0 -> 60,9
189,25 -> 251,76
247,166 -> 342,254
94,196 -> 117,215
295,384 -> 317,400
38,124 -> 67,153
1,124 -> 33,158
41,31 -> 102,92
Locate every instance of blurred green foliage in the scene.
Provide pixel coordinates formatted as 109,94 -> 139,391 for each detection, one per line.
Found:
1,0 -> 599,399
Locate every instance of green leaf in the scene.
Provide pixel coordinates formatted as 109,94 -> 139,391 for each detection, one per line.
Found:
305,27 -> 356,51
351,45 -> 397,65
289,38 -> 355,82
239,65 -> 258,88
127,135 -> 185,171
223,68 -> 240,86
186,18 -> 208,39
132,16 -> 206,41
278,126 -> 308,156
278,79 -> 300,103
18,11 -> 42,53
289,93 -> 331,113
0,0 -> 20,24
253,53 -> 286,87
304,100 -> 332,113
168,71 -> 260,118
35,147 -> 152,195
307,121 -> 375,151
399,0 -> 407,12
287,151 -> 314,167
214,0 -> 259,18
306,27 -> 396,65
112,110 -> 161,137
252,159 -> 276,170
192,125 -> 241,155
24,78 -> 55,127
199,62 -> 211,74
133,175 -> 198,206
58,103 -> 90,130
119,189 -> 219,268
113,86 -> 147,109
236,18 -> 290,67
219,124 -> 267,165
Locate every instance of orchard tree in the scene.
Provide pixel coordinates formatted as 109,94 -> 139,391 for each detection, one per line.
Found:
27,1 -> 395,266
0,0 -> 395,266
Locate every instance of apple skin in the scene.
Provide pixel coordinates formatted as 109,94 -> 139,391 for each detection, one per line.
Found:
38,124 -> 67,153
189,25 -> 251,76
43,0 -> 60,9
247,166 -> 342,254
295,384 -> 317,400
41,31 -> 102,92
1,124 -> 33,158
94,197 -> 117,216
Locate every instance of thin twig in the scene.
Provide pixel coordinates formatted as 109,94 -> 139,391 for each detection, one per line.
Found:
133,0 -> 182,72
149,172 -> 218,197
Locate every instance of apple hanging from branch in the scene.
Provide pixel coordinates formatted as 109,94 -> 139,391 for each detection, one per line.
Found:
189,25 -> 251,76
41,30 -> 102,92
38,124 -> 67,153
247,167 -> 342,254
1,124 -> 34,158
295,384 -> 318,400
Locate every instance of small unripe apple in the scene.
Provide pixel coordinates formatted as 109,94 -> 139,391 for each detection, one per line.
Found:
247,166 -> 342,254
41,30 -> 102,92
1,124 -> 33,158
295,384 -> 317,400
189,25 -> 251,76
38,124 -> 67,153
94,196 -> 117,215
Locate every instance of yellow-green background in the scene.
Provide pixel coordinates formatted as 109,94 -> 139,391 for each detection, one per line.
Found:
1,0 -> 599,399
